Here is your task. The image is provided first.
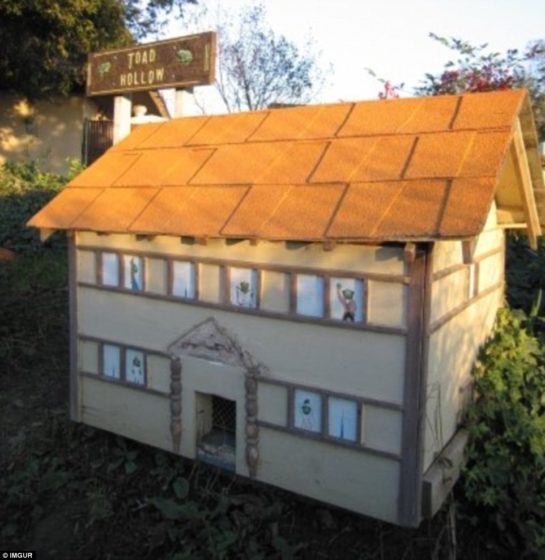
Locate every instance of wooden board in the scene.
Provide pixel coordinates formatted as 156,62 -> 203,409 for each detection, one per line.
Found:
87,33 -> 216,96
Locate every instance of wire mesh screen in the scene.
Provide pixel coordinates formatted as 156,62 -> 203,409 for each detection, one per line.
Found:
212,396 -> 236,434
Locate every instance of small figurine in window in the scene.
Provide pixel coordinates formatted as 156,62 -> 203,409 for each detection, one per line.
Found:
336,283 -> 356,321
300,398 -> 315,430
130,355 -> 144,384
235,280 -> 253,307
130,257 -> 140,290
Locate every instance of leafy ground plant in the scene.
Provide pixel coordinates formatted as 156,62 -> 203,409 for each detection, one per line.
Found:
461,309 -> 545,558
0,159 -> 82,253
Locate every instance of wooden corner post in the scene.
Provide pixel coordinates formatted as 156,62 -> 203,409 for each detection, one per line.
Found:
68,231 -> 80,422
398,242 -> 431,527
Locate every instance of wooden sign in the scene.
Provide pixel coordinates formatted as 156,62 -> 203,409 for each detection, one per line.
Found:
86,32 -> 216,96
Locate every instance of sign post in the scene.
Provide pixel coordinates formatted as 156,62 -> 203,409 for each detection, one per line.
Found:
86,32 -> 216,143
113,95 -> 132,144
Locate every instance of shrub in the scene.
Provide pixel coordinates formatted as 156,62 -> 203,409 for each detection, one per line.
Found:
0,159 -> 81,253
506,233 -> 545,319
462,308 -> 545,557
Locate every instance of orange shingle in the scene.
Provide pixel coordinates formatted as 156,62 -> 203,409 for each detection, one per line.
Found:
256,141 -> 328,184
27,188 -> 103,229
258,184 -> 344,239
453,90 -> 525,130
338,96 -> 457,137
439,178 -> 496,236
405,132 -> 475,179
221,186 -> 290,237
327,180 -> 449,239
73,188 -> 158,231
311,136 -> 414,183
110,123 -> 163,151
458,131 -> 512,177
113,148 -> 214,186
224,184 -> 344,240
190,142 -> 285,185
327,181 -> 407,238
137,115 -> 209,148
249,104 -> 352,141
130,186 -> 248,236
70,152 -> 141,187
188,112 -> 268,145
396,95 -> 460,133
373,180 -> 449,238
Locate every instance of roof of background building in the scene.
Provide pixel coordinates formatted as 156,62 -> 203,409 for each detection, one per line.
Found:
29,88 -> 544,243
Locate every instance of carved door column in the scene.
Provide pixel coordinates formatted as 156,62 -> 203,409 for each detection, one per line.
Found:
170,356 -> 182,453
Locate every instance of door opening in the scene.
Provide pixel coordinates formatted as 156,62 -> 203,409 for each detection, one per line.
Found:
196,393 -> 236,471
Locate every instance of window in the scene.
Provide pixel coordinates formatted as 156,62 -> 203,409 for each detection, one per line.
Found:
258,379 -> 373,450
102,253 -> 119,286
125,349 -> 145,385
293,389 -> 322,433
123,255 -> 143,291
102,344 -> 121,379
328,397 -> 358,442
296,274 -> 324,317
101,343 -> 146,386
330,277 -> 364,322
230,267 -> 257,308
172,261 -> 196,298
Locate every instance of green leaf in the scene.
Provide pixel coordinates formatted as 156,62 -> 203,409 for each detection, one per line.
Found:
216,530 -> 238,551
172,477 -> 190,499
107,457 -> 124,472
150,497 -> 201,520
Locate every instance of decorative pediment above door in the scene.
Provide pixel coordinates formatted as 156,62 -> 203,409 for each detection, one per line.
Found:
167,317 -> 268,375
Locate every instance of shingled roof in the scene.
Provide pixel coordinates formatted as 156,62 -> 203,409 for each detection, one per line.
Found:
29,89 -> 544,244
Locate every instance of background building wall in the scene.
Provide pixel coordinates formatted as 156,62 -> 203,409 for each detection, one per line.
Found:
0,93 -> 101,173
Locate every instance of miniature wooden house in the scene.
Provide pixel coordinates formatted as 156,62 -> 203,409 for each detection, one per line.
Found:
29,89 -> 545,527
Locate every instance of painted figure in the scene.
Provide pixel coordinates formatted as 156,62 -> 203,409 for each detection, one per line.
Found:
300,398 -> 316,431
336,283 -> 356,321
130,257 -> 140,290
130,355 -> 143,384
235,280 -> 253,307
